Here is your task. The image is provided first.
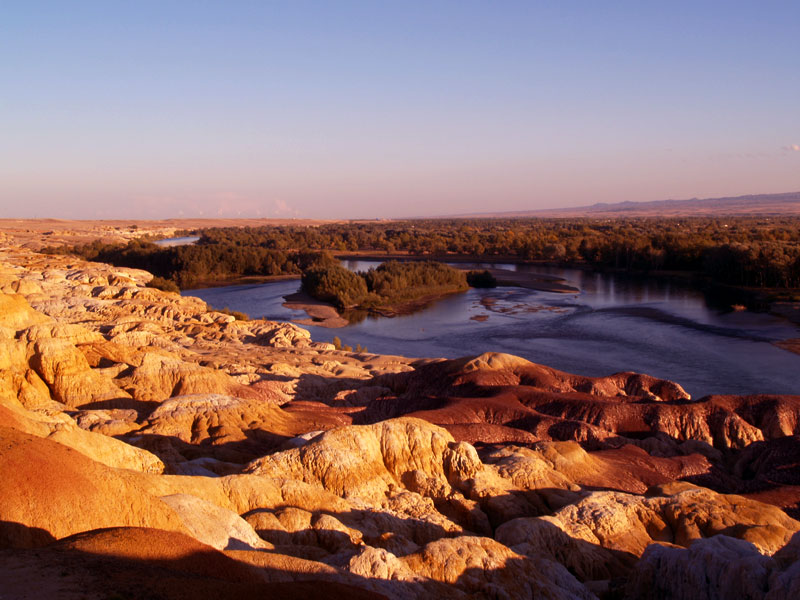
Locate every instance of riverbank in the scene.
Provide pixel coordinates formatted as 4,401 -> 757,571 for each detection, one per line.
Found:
184,273 -> 301,290
176,251 -> 797,330
283,288 -> 470,328
336,253 -> 580,294
336,252 -> 800,308
282,291 -> 350,328
479,267 -> 579,293
190,266 -> 579,295
775,339 -> 800,355
182,260 -> 580,327
771,303 -> 800,354
182,254 -> 800,397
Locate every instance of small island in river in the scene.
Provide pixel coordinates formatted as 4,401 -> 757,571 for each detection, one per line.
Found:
286,261 -> 579,327
293,261 -> 470,326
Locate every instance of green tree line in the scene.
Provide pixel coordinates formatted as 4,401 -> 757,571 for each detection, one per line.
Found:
42,239 -> 338,288
44,216 -> 800,291
195,217 -> 800,288
301,261 -> 469,310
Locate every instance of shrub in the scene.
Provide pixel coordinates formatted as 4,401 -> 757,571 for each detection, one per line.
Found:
216,306 -> 250,321
363,261 -> 467,297
146,276 -> 180,293
301,265 -> 368,308
466,270 -> 497,288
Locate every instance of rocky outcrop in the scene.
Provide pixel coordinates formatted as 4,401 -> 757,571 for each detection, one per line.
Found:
0,331 -> 52,409
2,245 -> 800,599
0,427 -> 185,547
0,527 -> 385,600
624,533 -> 800,600
496,483 -> 800,581
132,393 -> 346,464
400,535 -> 596,600
29,336 -> 131,407
358,352 -> 800,452
0,403 -> 163,473
245,418 -> 482,503
112,352 -> 240,402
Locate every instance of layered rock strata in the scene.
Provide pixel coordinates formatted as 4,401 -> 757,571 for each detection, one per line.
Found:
1,246 -> 798,599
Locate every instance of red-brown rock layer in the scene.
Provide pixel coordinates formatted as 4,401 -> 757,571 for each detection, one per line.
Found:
1,245 -> 799,599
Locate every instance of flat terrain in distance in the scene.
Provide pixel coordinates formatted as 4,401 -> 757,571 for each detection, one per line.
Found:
0,218 -> 348,249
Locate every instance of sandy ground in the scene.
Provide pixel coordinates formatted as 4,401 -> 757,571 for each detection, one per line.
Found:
283,289 -> 477,329
771,304 -> 800,354
0,218 -> 343,249
480,267 -> 579,293
775,339 -> 800,356
282,291 -> 351,328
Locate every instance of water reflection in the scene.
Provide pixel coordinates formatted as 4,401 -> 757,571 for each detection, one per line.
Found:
154,236 -> 200,247
184,262 -> 800,398
342,308 -> 370,324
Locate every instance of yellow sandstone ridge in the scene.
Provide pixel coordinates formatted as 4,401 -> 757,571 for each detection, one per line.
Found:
1,245 -> 799,599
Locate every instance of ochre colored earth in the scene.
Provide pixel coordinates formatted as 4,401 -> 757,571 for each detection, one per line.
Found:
1,241 -> 799,599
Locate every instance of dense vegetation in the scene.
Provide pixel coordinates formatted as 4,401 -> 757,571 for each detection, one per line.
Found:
45,217 -> 800,294
44,239 -> 338,288
145,276 -> 180,293
301,265 -> 368,308
195,217 -> 800,289
301,261 -> 468,310
466,270 -> 498,288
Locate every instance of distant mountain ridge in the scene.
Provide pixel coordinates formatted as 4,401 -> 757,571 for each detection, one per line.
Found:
450,191 -> 800,218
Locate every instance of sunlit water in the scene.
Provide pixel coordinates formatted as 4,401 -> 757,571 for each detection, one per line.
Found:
154,236 -> 200,247
184,261 -> 800,398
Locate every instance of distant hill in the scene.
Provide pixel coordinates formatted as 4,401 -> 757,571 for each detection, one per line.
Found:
451,191 -> 800,218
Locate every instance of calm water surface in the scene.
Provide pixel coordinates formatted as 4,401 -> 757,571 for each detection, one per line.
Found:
184,262 -> 800,398
154,236 -> 200,247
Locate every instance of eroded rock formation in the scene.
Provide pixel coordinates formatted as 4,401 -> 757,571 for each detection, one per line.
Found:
1,245 -> 799,599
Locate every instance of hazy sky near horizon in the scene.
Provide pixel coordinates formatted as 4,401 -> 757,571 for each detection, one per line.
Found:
2,1 -> 799,219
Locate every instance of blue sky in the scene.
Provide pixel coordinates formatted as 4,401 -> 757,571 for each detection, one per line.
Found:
1,1 -> 799,218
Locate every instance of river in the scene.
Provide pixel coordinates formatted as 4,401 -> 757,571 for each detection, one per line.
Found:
154,236 -> 200,247
183,261 -> 800,399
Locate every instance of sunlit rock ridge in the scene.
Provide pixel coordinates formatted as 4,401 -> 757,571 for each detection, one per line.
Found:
1,244 -> 799,600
